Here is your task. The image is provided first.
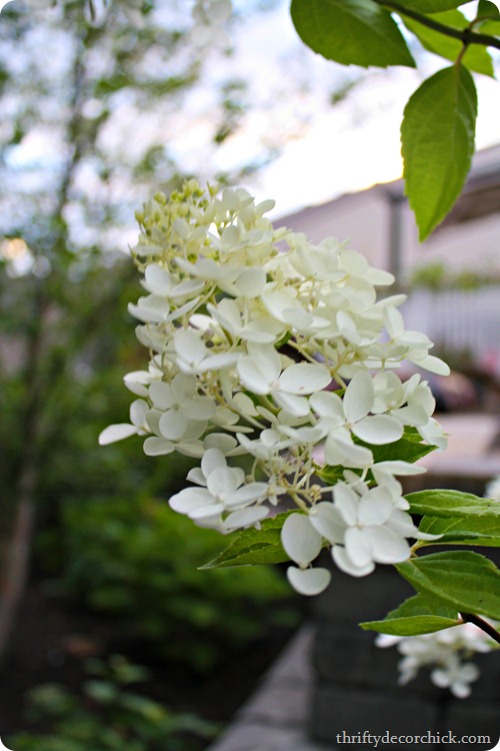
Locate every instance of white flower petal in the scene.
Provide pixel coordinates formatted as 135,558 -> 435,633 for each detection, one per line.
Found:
182,396 -> 216,420
352,415 -> 403,445
201,447 -> 227,477
124,371 -> 152,396
365,526 -> 411,564
326,435 -> 373,469
204,433 -> 239,454
225,482 -> 268,508
286,566 -> 331,596
274,391 -> 310,417
310,390 -> 344,420
373,461 -> 426,476
158,410 -> 188,440
187,467 -> 207,486
333,483 -> 359,526
358,489 -> 394,526
224,506 -> 269,531
171,373 -> 196,403
309,503 -> 346,545
189,502 -> 226,520
169,487 -> 213,514
410,354 -> 450,376
199,351 -> 242,372
174,329 -> 206,366
149,381 -> 174,410
98,424 -> 137,445
391,405 -> 430,427
237,357 -> 273,394
344,527 -> 374,568
278,363 -> 331,395
281,513 -> 323,566
384,306 -> 404,338
143,437 -> 175,456
343,371 -> 374,423
130,399 -> 149,428
206,466 -> 240,497
332,545 -> 374,577
143,263 -> 172,295
234,268 -> 266,297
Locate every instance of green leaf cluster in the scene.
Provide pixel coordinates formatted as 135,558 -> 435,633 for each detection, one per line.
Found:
60,495 -> 294,671
290,0 -> 500,239
7,655 -> 217,751
362,488 -> 500,638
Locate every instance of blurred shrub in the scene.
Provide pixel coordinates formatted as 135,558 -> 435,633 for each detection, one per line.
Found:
0,258 -> 297,672
57,494 -> 295,671
409,261 -> 500,291
7,654 -> 217,751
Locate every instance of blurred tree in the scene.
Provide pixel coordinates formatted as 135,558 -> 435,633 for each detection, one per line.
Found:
0,0 -> 230,655
0,0 -> 359,656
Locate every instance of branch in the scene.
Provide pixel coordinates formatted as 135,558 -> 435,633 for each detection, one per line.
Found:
376,0 -> 500,51
460,612 -> 500,646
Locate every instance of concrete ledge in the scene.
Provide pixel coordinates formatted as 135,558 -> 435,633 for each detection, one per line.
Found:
206,626 -> 337,751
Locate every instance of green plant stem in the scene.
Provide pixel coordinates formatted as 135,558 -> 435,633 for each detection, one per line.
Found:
376,0 -> 500,51
460,612 -> 500,646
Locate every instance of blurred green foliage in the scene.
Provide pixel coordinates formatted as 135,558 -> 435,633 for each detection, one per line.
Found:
57,494 -> 292,671
0,0 -> 297,688
8,654 -> 218,751
409,261 -> 500,291
0,254 -> 294,671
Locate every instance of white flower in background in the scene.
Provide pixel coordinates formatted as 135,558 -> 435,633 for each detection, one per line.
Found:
485,474 -> 500,502
376,620 -> 498,697
431,657 -> 480,699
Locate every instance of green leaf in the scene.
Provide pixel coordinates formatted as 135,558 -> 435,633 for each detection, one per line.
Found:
361,592 -> 460,635
360,425 -> 437,464
396,551 -> 500,620
316,464 -> 346,485
199,512 -> 294,569
319,427 -> 436,485
400,1 -> 472,10
401,65 -> 477,240
402,11 -> 495,76
290,0 -> 415,68
478,18 -> 500,35
406,488 -> 500,517
418,514 -> 500,546
477,0 -> 500,20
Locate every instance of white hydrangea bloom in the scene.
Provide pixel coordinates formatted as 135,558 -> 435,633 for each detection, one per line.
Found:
377,620 -> 499,698
281,514 -> 331,596
169,448 -> 268,531
101,179 -> 451,596
485,474 -> 500,502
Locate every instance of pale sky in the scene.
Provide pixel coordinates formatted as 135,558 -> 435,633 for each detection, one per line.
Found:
2,0 -> 499,229
222,1 -> 500,218
154,0 -> 500,219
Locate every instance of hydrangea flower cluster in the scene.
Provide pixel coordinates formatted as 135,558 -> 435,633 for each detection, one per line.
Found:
99,179 -> 449,596
376,621 -> 499,698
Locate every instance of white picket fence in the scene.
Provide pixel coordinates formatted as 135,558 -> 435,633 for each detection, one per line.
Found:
401,287 -> 500,370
